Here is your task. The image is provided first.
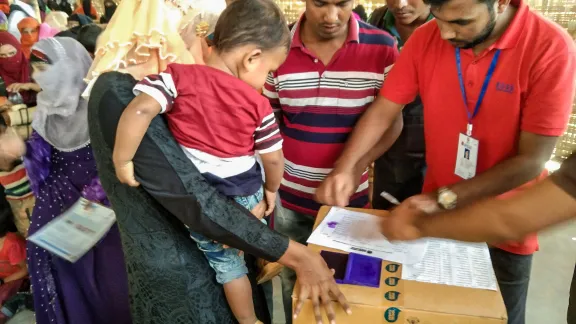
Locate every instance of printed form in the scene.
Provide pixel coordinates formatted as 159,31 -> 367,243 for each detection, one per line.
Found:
401,239 -> 498,291
307,207 -> 429,264
28,198 -> 117,263
308,207 -> 498,291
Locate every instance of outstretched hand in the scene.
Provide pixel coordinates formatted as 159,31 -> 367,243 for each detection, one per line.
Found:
292,245 -> 352,324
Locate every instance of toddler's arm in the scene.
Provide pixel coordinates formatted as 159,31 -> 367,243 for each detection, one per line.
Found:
260,149 -> 284,215
113,93 -> 161,186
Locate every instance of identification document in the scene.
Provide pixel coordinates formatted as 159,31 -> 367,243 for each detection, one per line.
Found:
455,133 -> 479,179
28,198 -> 116,263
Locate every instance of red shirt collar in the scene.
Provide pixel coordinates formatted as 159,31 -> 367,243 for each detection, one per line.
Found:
493,0 -> 528,49
290,13 -> 360,49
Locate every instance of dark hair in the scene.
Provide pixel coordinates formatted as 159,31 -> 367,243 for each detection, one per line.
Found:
423,0 -> 496,8
77,24 -> 103,54
353,5 -> 367,22
212,0 -> 290,53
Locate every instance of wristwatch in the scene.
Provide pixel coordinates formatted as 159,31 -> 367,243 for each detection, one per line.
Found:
437,187 -> 457,210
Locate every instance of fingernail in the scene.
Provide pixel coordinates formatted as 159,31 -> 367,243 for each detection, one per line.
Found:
347,309 -> 352,315
293,315 -> 297,319
331,321 -> 336,324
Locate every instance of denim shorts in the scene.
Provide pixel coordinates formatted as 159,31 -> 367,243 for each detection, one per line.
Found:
189,187 -> 265,284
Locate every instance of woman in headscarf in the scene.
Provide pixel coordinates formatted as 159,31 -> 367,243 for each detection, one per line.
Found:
84,1 -> 349,323
17,18 -> 40,59
44,11 -> 68,31
73,0 -> 98,20
18,18 -> 60,59
0,32 -> 38,106
0,37 -> 132,324
99,0 -> 116,24
0,13 -> 7,32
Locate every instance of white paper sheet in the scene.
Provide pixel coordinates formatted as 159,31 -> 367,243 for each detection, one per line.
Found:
307,207 -> 428,264
401,239 -> 498,291
28,198 -> 117,263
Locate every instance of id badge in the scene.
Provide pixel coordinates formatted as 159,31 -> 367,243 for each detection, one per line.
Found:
455,133 -> 479,180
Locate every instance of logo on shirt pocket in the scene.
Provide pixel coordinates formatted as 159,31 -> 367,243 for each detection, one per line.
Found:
495,82 -> 514,94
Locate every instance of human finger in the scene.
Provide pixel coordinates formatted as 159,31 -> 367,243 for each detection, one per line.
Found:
320,286 -> 336,324
264,201 -> 274,216
250,201 -> 266,219
312,285 -> 322,324
330,284 -> 351,315
294,284 -> 309,319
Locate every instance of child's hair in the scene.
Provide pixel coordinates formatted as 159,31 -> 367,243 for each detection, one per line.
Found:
212,0 -> 290,53
76,24 -> 103,55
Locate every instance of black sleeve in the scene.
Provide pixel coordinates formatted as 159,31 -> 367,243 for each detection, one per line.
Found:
551,153 -> 576,199
90,72 -> 289,262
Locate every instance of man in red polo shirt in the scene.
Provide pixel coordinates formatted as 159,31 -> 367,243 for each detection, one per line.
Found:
316,0 -> 576,322
263,0 -> 401,321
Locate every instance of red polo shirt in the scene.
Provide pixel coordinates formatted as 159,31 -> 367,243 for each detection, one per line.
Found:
381,0 -> 575,255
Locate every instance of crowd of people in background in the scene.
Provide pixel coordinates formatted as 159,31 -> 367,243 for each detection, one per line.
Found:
0,0 -> 571,324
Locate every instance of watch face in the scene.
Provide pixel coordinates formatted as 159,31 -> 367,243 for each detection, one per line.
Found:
439,190 -> 457,206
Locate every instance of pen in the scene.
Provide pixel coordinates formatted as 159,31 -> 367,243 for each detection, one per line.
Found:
380,191 -> 401,206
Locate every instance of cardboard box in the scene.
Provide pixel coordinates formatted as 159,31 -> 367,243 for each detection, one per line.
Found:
293,207 -> 507,324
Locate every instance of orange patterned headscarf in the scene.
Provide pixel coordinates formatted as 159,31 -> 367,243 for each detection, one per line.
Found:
17,18 -> 40,59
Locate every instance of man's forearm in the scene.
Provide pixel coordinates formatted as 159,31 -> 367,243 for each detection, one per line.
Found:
356,115 -> 403,171
335,96 -> 404,171
449,155 -> 546,206
420,178 -> 576,243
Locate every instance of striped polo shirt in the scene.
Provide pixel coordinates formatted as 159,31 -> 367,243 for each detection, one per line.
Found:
264,15 -> 398,215
0,162 -> 32,200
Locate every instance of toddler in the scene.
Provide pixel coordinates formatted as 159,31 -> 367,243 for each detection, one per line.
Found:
112,0 -> 290,323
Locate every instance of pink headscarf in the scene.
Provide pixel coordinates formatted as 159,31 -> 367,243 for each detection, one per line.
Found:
38,23 -> 59,39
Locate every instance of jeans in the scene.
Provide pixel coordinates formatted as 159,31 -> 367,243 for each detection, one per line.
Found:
489,248 -> 533,324
189,188 -> 264,284
273,203 -> 316,324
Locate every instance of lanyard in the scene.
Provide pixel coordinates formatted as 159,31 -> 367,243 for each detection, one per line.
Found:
455,48 -> 501,136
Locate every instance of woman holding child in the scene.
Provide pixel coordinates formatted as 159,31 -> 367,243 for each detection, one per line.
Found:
87,0 -> 351,323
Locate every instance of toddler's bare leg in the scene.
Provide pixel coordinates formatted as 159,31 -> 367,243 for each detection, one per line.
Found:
224,275 -> 258,324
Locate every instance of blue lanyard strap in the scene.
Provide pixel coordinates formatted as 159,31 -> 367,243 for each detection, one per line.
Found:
455,48 -> 501,124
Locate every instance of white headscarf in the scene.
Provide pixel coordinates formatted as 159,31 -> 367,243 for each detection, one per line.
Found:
31,37 -> 93,151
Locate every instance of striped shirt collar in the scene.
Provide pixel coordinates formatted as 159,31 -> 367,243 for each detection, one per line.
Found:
290,13 -> 360,49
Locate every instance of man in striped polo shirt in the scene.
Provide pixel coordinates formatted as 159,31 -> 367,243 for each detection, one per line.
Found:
263,0 -> 400,321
